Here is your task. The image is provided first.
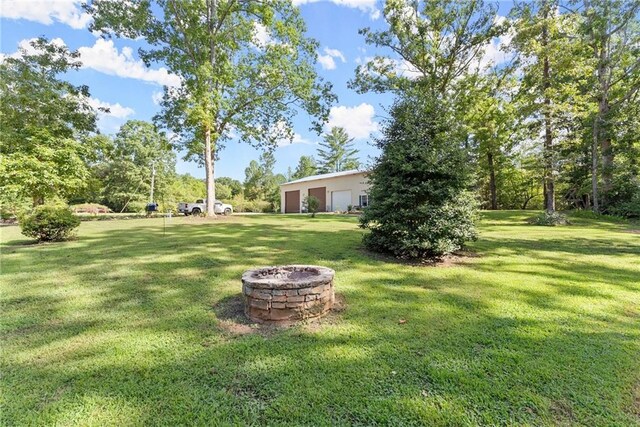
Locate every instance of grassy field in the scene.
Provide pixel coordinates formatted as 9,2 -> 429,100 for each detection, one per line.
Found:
1,211 -> 639,426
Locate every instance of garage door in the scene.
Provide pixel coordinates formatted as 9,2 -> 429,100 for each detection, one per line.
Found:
331,190 -> 351,212
285,190 -> 300,213
308,187 -> 326,212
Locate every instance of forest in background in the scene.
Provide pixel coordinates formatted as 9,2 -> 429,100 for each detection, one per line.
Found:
1,0 -> 638,218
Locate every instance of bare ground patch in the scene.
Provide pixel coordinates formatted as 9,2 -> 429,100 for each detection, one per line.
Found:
549,400 -> 576,425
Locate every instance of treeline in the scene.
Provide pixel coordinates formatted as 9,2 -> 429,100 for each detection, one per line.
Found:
2,1 -> 638,220
0,37 -> 360,215
354,0 -> 639,259
354,0 -> 639,218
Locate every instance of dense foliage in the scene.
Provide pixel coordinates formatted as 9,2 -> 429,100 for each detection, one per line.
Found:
353,0 -> 640,219
360,97 -> 478,258
0,38 -> 97,208
316,127 -> 360,173
19,205 -> 81,242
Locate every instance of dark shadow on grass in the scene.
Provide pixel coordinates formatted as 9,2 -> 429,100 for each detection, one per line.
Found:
2,215 -> 639,425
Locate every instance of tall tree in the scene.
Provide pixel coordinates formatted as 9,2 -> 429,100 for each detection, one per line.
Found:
316,127 -> 360,173
0,38 -> 98,206
243,152 -> 275,200
350,0 -> 502,99
99,120 -> 175,212
292,155 -> 317,179
351,0 -> 499,257
510,0 -> 589,213
88,0 -> 335,216
579,0 -> 640,211
463,73 -> 519,209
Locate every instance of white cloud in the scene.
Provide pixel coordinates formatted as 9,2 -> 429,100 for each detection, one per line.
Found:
8,37 -> 68,59
317,54 -> 336,70
0,0 -> 91,29
324,47 -> 346,63
78,39 -> 181,87
293,0 -> 380,20
327,103 -> 378,140
9,37 -> 181,87
318,47 -> 346,70
478,16 -> 514,70
253,22 -> 272,47
277,133 -> 315,148
151,90 -> 164,106
87,97 -> 135,119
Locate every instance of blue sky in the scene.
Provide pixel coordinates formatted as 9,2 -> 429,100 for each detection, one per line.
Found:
1,0 -> 513,181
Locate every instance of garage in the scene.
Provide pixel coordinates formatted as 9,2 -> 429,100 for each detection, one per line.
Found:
284,190 -> 300,213
308,187 -> 326,212
279,170 -> 369,214
331,190 -> 351,212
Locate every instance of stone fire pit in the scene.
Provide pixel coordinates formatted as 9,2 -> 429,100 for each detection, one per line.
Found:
242,265 -> 335,323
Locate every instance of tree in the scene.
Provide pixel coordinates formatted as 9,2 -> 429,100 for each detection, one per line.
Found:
216,177 -> 243,197
510,0 -> 590,213
99,120 -> 175,212
166,173 -> 205,204
351,0 -> 496,257
464,73 -> 519,209
292,155 -> 317,179
303,195 -> 320,218
243,152 -> 284,211
0,38 -> 98,206
316,127 -> 360,173
360,95 -> 478,259
350,0 -> 502,99
578,0 -> 640,211
88,0 -> 335,216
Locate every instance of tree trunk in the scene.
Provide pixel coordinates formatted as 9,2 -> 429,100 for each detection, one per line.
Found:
600,113 -> 613,207
591,118 -> 599,212
204,0 -> 217,217
204,127 -> 216,217
593,1 -> 613,209
487,151 -> 497,210
542,7 -> 555,213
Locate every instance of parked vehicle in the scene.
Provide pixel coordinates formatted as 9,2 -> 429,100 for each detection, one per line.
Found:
177,199 -> 233,216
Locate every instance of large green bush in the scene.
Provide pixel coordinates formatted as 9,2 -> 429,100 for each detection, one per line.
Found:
19,206 -> 81,242
360,95 -> 478,259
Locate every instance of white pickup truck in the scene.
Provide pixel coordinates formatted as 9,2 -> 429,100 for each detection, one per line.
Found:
177,199 -> 233,216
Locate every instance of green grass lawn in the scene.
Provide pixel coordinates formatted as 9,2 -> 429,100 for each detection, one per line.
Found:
1,212 -> 639,426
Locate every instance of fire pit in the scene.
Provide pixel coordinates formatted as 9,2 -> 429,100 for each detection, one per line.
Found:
242,265 -> 335,323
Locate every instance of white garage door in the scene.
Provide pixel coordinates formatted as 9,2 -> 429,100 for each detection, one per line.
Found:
331,190 -> 351,212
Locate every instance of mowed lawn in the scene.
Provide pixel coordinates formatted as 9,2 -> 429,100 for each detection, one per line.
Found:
1,212 -> 639,426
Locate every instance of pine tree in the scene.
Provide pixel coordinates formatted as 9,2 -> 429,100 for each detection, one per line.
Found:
316,127 -> 360,173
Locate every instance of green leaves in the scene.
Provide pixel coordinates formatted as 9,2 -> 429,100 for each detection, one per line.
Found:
292,156 -> 318,180
350,0 -> 501,98
360,95 -> 478,259
0,39 -> 97,205
316,127 -> 360,173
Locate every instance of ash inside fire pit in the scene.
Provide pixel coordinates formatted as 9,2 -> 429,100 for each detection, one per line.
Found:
242,265 -> 335,323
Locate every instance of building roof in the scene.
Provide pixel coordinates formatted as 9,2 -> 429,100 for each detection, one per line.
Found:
280,169 -> 368,186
